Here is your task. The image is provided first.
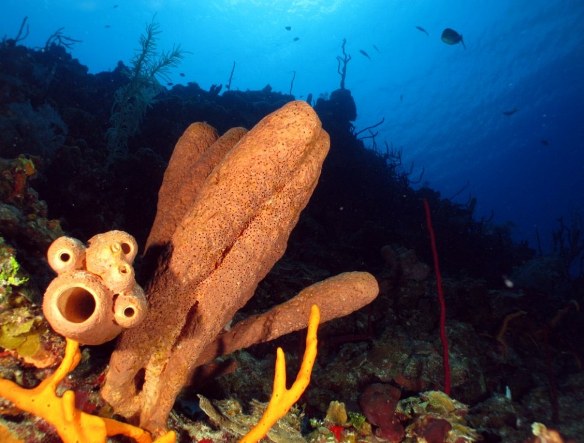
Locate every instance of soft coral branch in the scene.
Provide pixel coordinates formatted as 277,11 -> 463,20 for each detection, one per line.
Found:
423,198 -> 451,395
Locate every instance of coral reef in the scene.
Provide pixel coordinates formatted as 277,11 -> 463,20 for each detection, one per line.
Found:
0,156 -> 63,264
1,37 -> 582,442
0,101 -> 67,158
0,237 -> 57,368
0,156 -> 64,370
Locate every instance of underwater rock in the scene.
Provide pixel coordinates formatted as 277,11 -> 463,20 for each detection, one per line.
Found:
359,383 -> 404,442
315,88 -> 357,126
380,244 -> 430,283
0,102 -> 67,158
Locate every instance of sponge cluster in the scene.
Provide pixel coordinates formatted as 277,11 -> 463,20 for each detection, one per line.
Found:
43,230 -> 147,345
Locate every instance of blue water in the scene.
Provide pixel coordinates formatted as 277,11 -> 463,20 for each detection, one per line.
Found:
2,0 -> 583,251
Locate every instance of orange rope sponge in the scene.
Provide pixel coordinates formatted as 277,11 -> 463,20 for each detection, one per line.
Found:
0,338 -> 175,443
240,304 -> 320,443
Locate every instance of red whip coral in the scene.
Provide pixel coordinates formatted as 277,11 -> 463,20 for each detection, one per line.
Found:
423,198 -> 451,395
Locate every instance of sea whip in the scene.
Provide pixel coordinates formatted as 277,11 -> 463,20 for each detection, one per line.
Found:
423,198 -> 451,395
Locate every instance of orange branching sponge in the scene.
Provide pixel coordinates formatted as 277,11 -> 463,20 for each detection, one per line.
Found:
240,304 -> 320,443
0,338 -> 175,443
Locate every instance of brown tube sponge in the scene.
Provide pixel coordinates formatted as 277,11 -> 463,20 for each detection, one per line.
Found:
103,101 -> 331,432
195,272 -> 379,366
47,236 -> 86,274
43,270 -> 122,345
145,122 -> 220,253
102,103 -> 381,435
85,230 -> 138,293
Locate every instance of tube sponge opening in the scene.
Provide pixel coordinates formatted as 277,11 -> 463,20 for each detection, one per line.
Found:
47,236 -> 86,274
86,231 -> 138,293
113,286 -> 147,328
43,270 -> 122,345
56,286 -> 96,323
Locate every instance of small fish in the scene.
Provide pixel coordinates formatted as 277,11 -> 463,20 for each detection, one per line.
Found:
540,139 -> 550,146
285,26 -> 291,31
293,37 -> 300,41
416,26 -> 429,36
441,28 -> 466,49
373,44 -> 380,53
167,82 -> 173,86
502,108 -> 518,116
502,275 -> 514,288
104,24 -> 111,28
359,49 -> 371,60
113,4 -> 118,8
179,72 -> 185,77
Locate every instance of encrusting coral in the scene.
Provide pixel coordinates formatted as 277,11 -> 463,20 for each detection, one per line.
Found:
102,100 -> 380,434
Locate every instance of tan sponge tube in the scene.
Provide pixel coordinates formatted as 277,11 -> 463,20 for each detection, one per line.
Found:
43,231 -> 147,345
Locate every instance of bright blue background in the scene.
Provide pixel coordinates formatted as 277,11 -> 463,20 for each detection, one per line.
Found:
2,1 -> 583,251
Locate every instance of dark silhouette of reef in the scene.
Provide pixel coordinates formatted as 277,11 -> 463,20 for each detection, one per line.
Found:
0,40 -> 531,283
2,40 -> 583,442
